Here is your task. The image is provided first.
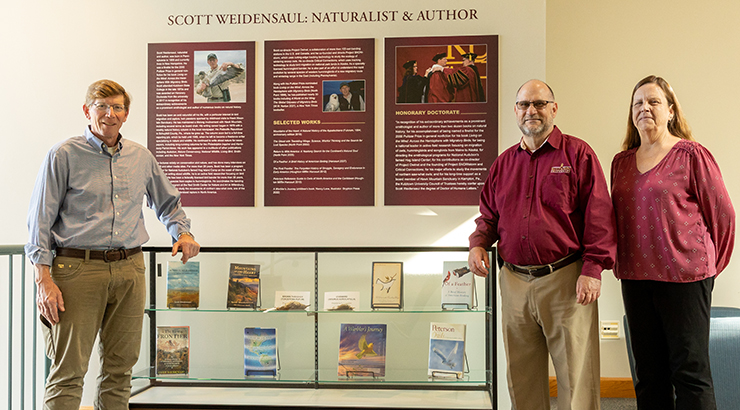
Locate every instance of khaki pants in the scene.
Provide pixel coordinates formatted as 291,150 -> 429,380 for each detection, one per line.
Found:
41,252 -> 146,410
500,260 -> 600,410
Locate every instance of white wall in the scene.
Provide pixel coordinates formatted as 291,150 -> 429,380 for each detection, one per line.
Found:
0,1 -> 548,408
547,0 -> 740,377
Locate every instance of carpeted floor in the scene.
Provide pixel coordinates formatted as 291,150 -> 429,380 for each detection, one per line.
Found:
550,397 -> 637,409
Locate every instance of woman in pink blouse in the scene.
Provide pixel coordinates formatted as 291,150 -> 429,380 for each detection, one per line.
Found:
611,75 -> 735,410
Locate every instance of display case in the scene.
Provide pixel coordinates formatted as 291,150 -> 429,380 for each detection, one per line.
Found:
129,246 -> 496,409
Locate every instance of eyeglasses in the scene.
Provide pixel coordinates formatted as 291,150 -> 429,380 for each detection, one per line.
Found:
92,103 -> 126,114
515,100 -> 554,110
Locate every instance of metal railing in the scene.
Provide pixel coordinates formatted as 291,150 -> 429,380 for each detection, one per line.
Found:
1,245 -> 43,410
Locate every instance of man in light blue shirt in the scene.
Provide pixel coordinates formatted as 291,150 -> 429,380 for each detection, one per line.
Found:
26,79 -> 200,409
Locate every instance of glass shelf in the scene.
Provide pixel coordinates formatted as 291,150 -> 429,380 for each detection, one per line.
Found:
145,308 -> 315,313
132,367 -> 314,383
319,368 -> 490,386
318,308 -> 490,314
145,308 -> 491,314
132,367 -> 490,386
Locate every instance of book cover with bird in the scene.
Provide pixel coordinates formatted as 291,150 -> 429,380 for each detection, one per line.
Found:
441,261 -> 474,309
371,262 -> 403,308
156,326 -> 190,375
227,263 -> 260,308
166,261 -> 200,308
428,322 -> 466,378
338,323 -> 387,377
244,327 -> 277,376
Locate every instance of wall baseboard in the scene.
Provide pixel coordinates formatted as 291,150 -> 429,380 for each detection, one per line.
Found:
549,377 -> 636,398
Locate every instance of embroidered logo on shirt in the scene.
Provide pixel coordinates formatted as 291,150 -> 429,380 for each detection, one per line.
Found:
550,163 -> 572,174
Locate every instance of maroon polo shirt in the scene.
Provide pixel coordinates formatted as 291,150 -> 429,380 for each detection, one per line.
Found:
469,126 -> 617,279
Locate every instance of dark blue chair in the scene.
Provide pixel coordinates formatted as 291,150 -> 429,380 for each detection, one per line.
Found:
623,307 -> 740,409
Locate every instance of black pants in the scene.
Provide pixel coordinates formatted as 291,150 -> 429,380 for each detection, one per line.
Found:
622,277 -> 716,410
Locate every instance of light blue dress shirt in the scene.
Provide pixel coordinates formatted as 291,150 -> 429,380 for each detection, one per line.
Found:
26,127 -> 191,266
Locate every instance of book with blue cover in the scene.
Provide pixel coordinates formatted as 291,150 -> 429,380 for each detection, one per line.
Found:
166,261 -> 200,308
428,322 -> 466,378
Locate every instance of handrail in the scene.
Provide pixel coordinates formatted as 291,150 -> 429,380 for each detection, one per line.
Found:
0,245 -> 26,255
2,245 -> 40,410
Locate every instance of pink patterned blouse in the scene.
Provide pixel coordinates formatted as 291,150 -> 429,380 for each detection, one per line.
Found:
610,139 -> 735,282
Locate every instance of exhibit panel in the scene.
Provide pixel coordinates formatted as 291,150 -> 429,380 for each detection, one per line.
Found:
130,247 -> 496,409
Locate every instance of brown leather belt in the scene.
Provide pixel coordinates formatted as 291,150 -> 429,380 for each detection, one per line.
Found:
56,247 -> 142,262
498,251 -> 582,277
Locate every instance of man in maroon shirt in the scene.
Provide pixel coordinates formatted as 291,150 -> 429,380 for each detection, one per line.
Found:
468,80 -> 617,410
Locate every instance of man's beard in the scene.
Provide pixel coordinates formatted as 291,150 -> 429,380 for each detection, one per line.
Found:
519,116 -> 552,138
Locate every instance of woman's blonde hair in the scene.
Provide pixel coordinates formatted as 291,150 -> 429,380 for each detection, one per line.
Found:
622,75 -> 693,150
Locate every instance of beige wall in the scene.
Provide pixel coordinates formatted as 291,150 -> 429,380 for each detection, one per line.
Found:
3,0 -> 738,406
547,0 -> 740,377
0,1 -> 547,408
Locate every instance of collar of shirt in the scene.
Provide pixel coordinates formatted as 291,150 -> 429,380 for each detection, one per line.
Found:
517,125 -> 562,153
85,126 -> 123,154
519,137 -> 549,153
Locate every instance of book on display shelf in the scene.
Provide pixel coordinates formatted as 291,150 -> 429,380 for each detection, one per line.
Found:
227,263 -> 260,309
166,261 -> 200,308
371,261 -> 403,309
338,323 -> 387,378
428,322 -> 466,378
244,327 -> 278,376
441,261 -> 475,310
156,326 -> 190,375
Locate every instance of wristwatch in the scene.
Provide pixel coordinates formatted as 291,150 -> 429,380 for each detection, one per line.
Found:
177,232 -> 194,240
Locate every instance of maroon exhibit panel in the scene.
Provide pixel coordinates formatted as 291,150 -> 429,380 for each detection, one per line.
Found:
384,35 -> 499,205
148,41 -> 256,206
264,38 -> 375,206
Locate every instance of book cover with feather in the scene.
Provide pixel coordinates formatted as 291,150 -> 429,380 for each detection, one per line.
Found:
428,322 -> 465,378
